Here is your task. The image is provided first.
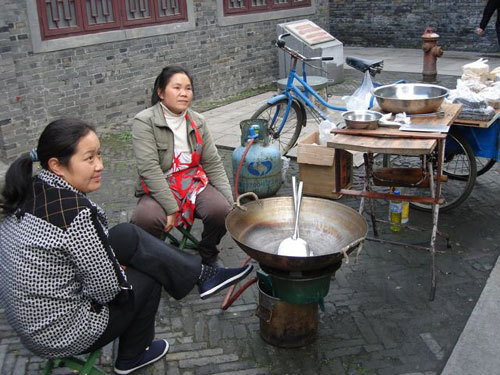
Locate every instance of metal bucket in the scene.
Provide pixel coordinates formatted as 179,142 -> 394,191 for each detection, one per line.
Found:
256,283 -> 318,348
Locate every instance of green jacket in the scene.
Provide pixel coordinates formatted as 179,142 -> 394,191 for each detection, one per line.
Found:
132,103 -> 234,215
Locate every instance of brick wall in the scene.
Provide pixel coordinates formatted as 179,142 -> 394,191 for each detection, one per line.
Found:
329,0 -> 498,52
0,1 -> 329,161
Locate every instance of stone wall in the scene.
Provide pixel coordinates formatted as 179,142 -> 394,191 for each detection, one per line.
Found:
0,1 -> 329,161
329,0 -> 498,53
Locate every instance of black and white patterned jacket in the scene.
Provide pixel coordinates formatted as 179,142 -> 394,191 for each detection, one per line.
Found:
0,170 -> 126,358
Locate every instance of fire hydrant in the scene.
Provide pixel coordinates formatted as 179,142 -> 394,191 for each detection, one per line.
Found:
422,27 -> 443,82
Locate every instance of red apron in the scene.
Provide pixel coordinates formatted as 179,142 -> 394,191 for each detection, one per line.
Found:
141,114 -> 208,227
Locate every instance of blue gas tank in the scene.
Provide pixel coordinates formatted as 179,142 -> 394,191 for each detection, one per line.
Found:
232,119 -> 282,198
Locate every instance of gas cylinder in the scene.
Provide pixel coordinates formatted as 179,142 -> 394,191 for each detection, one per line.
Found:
232,119 -> 282,198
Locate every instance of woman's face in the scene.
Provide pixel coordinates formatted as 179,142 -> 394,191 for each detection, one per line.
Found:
52,131 -> 103,194
158,72 -> 193,114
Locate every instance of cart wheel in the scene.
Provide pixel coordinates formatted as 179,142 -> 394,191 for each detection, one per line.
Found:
475,158 -> 496,176
381,131 -> 477,213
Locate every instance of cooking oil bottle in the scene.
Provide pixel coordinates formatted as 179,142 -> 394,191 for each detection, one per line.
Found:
400,187 -> 409,224
389,188 -> 402,232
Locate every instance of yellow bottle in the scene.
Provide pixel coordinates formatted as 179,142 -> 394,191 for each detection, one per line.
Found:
389,189 -> 402,232
400,187 -> 409,224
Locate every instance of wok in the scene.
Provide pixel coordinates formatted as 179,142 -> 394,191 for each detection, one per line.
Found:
226,194 -> 367,272
373,83 -> 448,114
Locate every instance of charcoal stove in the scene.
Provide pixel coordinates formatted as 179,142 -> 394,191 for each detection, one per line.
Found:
225,194 -> 367,347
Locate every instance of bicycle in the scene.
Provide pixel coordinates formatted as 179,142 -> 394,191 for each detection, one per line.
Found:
251,32 -> 383,156
251,33 -> 477,212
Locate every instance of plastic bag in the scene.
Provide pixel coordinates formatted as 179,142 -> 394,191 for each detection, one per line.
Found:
489,66 -> 500,80
343,71 -> 374,110
318,120 -> 336,146
447,79 -> 489,109
479,85 -> 500,102
462,58 -> 489,83
460,78 -> 487,93
280,156 -> 290,183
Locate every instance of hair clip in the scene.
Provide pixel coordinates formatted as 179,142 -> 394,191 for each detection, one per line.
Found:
29,148 -> 39,162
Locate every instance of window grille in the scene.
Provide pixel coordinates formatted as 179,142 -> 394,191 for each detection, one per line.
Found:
36,0 -> 187,40
223,0 -> 311,15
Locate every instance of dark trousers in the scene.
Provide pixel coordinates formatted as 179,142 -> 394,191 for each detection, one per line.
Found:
496,17 -> 500,46
83,223 -> 201,360
131,184 -> 232,264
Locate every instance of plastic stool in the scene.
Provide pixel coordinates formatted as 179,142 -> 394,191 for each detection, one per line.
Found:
42,349 -> 105,375
165,223 -> 199,250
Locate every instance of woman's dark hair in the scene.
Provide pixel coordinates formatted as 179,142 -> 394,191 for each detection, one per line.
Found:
0,118 -> 96,215
151,65 -> 195,106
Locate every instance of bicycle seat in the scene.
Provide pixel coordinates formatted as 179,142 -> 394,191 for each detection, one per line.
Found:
346,56 -> 384,77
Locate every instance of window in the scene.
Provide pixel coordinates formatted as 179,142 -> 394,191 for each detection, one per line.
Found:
37,0 -> 188,40
223,0 -> 311,15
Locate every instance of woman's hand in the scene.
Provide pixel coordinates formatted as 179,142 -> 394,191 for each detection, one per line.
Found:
164,214 -> 176,233
477,27 -> 485,35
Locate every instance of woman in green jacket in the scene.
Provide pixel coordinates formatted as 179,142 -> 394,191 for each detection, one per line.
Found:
131,66 -> 234,265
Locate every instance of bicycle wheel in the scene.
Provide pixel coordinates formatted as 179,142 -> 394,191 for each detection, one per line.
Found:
475,157 -> 496,176
381,132 -> 476,212
251,98 -> 305,155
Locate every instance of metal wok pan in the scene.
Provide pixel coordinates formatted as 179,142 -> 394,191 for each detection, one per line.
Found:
226,194 -> 367,272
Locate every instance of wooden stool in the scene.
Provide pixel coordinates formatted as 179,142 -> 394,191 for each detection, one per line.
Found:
42,349 -> 105,375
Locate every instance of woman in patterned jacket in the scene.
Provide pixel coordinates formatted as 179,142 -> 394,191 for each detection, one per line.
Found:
0,119 -> 252,374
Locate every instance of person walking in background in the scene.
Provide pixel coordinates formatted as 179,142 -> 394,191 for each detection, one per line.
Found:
477,0 -> 500,45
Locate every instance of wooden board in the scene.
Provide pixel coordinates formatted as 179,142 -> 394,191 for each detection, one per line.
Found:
327,103 -> 460,155
454,110 -> 500,128
330,128 -> 447,139
328,134 -> 436,155
410,103 -> 462,126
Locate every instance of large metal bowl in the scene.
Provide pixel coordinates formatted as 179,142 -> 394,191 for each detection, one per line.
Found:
373,83 -> 448,114
342,110 -> 382,129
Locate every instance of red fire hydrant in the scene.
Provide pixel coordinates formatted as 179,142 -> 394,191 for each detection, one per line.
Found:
422,27 -> 443,82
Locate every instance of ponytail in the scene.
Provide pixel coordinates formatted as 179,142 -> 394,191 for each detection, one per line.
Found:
151,75 -> 162,106
0,153 -> 34,215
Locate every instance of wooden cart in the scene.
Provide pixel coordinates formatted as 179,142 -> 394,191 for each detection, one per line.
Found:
327,103 -> 462,300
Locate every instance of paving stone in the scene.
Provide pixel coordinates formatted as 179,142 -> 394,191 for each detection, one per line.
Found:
178,353 -> 239,368
167,348 -> 224,361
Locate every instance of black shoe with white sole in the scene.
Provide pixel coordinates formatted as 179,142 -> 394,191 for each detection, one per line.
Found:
198,264 -> 253,299
114,339 -> 169,374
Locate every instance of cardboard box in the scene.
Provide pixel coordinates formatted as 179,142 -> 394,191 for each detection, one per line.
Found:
297,131 -> 353,199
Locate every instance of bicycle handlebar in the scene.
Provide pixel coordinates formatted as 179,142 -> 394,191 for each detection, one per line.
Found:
276,33 -> 334,62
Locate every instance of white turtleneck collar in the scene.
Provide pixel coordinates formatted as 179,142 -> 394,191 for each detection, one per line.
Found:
159,102 -> 190,152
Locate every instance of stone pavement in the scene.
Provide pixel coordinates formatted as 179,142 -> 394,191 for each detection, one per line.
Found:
0,47 -> 500,374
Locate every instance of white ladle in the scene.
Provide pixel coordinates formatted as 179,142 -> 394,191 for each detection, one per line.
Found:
277,177 -> 309,257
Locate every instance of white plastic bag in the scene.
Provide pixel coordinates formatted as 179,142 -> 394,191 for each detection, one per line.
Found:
343,71 -> 374,110
449,79 -> 489,109
318,120 -> 336,146
489,66 -> 500,80
280,156 -> 290,183
462,58 -> 489,83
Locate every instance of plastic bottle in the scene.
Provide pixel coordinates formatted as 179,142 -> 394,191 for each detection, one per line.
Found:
389,189 -> 403,232
400,187 -> 409,224
318,120 -> 336,146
